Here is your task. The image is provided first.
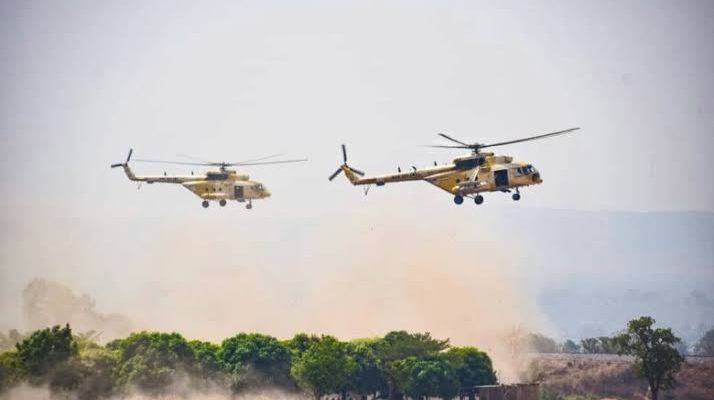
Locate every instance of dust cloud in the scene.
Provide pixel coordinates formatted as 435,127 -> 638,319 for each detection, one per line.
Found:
0,384 -> 309,400
22,279 -> 134,341
1,212 -> 549,382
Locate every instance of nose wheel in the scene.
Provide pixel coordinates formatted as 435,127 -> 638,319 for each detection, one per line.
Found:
474,195 -> 484,205
512,189 -> 521,201
202,200 -> 209,208
246,201 -> 253,210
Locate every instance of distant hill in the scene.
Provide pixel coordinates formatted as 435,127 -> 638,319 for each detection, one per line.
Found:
484,209 -> 714,343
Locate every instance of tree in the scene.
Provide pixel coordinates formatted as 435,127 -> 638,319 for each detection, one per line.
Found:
694,328 -> 714,356
526,333 -> 559,353
613,317 -> 685,400
392,355 -> 459,400
290,336 -> 356,399
580,337 -> 602,354
445,347 -> 497,399
284,333 -> 321,356
219,333 -> 292,388
108,331 -> 195,392
345,342 -> 387,399
0,352 -> 25,393
561,339 -> 580,354
15,324 -> 77,376
188,340 -> 223,374
372,331 -> 449,399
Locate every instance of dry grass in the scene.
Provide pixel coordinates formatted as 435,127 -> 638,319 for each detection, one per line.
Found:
526,354 -> 714,400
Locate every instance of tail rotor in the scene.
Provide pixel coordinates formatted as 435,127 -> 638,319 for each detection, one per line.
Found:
111,149 -> 133,168
328,144 -> 364,181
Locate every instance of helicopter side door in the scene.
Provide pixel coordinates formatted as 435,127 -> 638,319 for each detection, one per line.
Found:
494,169 -> 509,188
234,185 -> 244,199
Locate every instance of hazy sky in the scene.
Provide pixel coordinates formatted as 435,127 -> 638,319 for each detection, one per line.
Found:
1,1 -> 713,354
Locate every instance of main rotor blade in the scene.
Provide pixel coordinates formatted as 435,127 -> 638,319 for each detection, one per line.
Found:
328,168 -> 342,181
341,144 -> 347,163
132,159 -> 212,166
230,158 -> 308,166
437,133 -> 471,146
478,127 -> 580,149
110,163 -> 123,168
423,145 -> 472,149
230,153 -> 286,165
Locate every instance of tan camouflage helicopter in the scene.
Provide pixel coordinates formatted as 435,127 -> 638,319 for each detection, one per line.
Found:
111,150 -> 307,209
329,127 -> 579,205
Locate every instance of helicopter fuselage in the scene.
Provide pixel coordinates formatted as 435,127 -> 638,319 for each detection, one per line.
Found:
118,165 -> 270,204
336,150 -> 543,203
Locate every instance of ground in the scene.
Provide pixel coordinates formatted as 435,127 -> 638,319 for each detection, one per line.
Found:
526,354 -> 714,400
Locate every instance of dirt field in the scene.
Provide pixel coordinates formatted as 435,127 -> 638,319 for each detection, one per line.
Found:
526,354 -> 714,400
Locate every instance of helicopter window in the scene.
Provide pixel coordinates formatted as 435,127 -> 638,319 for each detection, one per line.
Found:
206,173 -> 228,181
455,157 -> 484,170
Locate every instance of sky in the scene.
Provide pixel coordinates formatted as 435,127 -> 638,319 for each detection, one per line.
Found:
1,0 -> 713,361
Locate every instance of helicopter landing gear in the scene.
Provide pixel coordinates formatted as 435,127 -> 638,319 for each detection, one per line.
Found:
512,189 -> 520,201
219,199 -> 227,207
202,200 -> 209,208
246,201 -> 253,210
474,195 -> 484,205
453,195 -> 464,205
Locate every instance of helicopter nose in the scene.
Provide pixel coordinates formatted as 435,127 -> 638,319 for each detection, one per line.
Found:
532,173 -> 541,183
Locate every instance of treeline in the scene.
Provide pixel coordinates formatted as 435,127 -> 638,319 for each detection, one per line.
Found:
524,327 -> 714,356
0,325 -> 496,400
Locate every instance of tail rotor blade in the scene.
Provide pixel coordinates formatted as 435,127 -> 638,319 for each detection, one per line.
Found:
328,168 -> 343,181
341,144 -> 347,163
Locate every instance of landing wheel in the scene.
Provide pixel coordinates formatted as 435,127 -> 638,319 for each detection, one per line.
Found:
512,193 -> 521,201
246,202 -> 253,210
202,200 -> 209,208
474,195 -> 484,205
453,195 -> 464,205
219,199 -> 227,207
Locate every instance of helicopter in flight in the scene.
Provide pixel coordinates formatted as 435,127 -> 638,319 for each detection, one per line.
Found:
329,127 -> 579,205
111,150 -> 307,209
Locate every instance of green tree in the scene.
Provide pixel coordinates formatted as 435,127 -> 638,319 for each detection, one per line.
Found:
372,331 -> 449,399
188,340 -> 224,374
613,316 -> 685,400
694,328 -> 714,356
393,355 -> 459,400
219,333 -> 292,389
108,331 -> 195,393
284,333 -> 321,356
345,342 -> 387,399
15,324 -> 77,376
0,352 -> 25,393
445,347 -> 497,399
290,336 -> 356,399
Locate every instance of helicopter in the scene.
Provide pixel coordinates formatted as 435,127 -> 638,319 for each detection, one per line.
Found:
111,150 -> 307,209
329,127 -> 580,205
